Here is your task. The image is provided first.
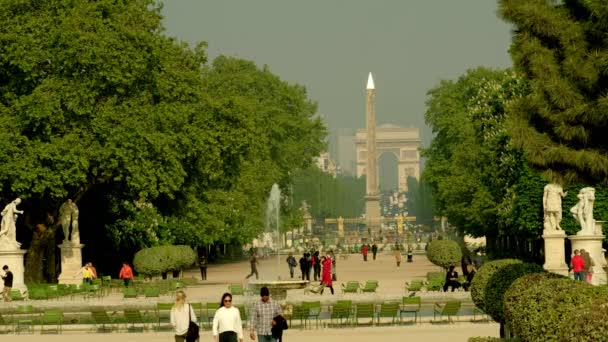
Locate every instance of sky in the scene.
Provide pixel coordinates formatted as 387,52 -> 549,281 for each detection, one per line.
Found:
161,0 -> 513,161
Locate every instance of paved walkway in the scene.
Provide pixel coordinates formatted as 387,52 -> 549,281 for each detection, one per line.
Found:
9,324 -> 499,341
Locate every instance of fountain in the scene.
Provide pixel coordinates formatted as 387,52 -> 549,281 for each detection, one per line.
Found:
248,184 -> 308,300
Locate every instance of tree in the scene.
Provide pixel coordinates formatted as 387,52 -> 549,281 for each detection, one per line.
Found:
292,166 -> 365,220
499,0 -> 608,184
0,1 -> 327,281
405,176 -> 435,225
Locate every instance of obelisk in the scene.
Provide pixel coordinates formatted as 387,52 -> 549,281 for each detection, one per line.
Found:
365,73 -> 381,238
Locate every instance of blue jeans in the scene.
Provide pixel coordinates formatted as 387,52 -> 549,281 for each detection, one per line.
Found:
574,271 -> 584,281
258,335 -> 276,342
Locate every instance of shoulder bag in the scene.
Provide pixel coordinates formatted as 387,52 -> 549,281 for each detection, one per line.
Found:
186,304 -> 200,342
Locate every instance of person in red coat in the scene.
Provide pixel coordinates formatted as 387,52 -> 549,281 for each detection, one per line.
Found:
320,255 -> 334,294
361,244 -> 369,262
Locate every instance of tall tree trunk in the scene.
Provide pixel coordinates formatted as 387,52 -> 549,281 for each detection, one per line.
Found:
25,223 -> 57,283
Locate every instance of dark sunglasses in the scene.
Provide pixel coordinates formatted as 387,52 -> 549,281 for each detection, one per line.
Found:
224,299 -> 232,302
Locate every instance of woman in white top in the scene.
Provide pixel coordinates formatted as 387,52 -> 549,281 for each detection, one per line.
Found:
170,290 -> 198,342
212,292 -> 243,342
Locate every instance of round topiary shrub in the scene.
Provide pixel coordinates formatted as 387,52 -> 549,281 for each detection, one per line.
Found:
483,262 -> 543,324
504,275 -> 597,342
426,240 -> 462,270
560,297 -> 608,342
133,245 -> 196,277
470,259 -> 521,312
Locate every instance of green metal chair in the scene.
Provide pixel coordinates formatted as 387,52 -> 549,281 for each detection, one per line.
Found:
40,309 -> 63,334
144,286 -> 160,299
15,304 -> 35,334
405,279 -> 425,292
360,280 -> 379,293
123,286 -> 138,299
235,305 -> 248,326
28,288 -> 48,300
156,303 -> 173,330
376,302 -> 399,325
123,309 -> 145,331
400,296 -> 421,323
0,312 -> 12,333
289,303 -> 308,328
340,281 -> 360,294
91,310 -> 117,332
354,303 -> 375,326
10,289 -> 26,301
202,302 -> 218,327
433,300 -> 462,323
303,301 -> 322,328
330,300 -> 352,326
228,283 -> 244,295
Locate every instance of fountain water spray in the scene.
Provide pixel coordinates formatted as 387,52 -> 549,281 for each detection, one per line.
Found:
266,183 -> 281,279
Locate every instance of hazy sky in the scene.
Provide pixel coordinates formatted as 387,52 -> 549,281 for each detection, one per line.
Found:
161,1 -> 513,150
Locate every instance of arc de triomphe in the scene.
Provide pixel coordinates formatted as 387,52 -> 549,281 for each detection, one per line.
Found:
355,124 -> 421,192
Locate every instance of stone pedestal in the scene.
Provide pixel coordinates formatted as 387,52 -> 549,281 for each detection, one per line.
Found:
542,230 -> 569,276
57,243 -> 84,285
569,233 -> 607,285
0,249 -> 27,294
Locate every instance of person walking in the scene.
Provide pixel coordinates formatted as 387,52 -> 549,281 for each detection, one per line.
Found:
250,287 -> 282,342
285,253 -> 297,279
245,253 -> 259,280
305,253 -> 312,281
1,265 -> 12,302
361,244 -> 369,262
170,290 -> 199,342
212,293 -> 243,342
298,253 -> 307,280
581,249 -> 595,284
571,249 -> 585,281
199,255 -> 208,281
75,263 -> 94,285
371,243 -> 378,261
320,255 -> 334,295
329,250 -> 337,281
312,251 -> 321,281
394,248 -> 402,267
119,261 -> 134,287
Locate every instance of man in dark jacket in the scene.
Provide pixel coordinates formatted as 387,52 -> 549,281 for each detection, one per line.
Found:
2,265 -> 13,302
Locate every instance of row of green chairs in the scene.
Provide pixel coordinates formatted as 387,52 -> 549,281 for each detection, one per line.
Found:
289,298 -> 421,328
339,280 -> 379,294
0,306 -> 63,334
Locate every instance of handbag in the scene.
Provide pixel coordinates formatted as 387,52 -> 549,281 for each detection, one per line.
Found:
186,304 -> 200,342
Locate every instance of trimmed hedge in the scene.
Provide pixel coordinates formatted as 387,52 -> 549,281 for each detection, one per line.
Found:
504,275 -> 607,342
560,298 -> 608,342
468,338 -> 521,342
484,262 -> 543,323
426,240 -> 462,270
133,245 -> 197,277
470,259 -> 521,311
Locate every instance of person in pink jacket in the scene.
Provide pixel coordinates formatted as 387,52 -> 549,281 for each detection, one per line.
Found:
320,255 -> 334,295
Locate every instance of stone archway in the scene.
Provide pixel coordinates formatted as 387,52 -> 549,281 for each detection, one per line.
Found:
355,124 -> 420,192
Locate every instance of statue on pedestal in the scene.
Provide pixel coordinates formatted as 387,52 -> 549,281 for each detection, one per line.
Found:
59,199 -> 80,244
0,198 -> 24,249
571,187 -> 596,235
543,183 -> 566,233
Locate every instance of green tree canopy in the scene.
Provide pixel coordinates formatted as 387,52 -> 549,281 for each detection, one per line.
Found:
0,0 -> 326,281
499,0 -> 608,184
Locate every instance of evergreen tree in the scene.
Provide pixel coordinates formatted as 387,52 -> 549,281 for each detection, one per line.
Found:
499,0 -> 608,184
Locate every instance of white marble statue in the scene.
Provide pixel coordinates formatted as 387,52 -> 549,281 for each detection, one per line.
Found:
543,183 -> 566,232
0,198 -> 24,249
571,187 -> 596,235
59,199 -> 79,244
